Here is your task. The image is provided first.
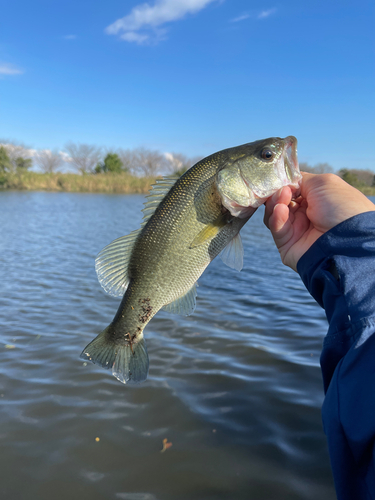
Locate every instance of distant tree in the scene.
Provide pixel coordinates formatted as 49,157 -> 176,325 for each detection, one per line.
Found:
312,162 -> 333,174
165,152 -> 202,176
298,162 -> 311,172
64,142 -> 102,174
34,149 -> 63,173
299,161 -> 333,174
95,153 -> 124,174
116,148 -> 133,173
0,141 -> 33,173
0,146 -> 12,173
339,169 -> 360,187
348,169 -> 375,186
15,157 -> 32,171
131,147 -> 167,177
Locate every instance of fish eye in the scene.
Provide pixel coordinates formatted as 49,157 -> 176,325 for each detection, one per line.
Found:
260,148 -> 274,161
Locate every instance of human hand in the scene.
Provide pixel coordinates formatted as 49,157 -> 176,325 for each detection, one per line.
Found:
264,173 -> 375,271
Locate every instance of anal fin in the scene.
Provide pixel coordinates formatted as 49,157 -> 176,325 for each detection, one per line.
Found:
162,282 -> 198,316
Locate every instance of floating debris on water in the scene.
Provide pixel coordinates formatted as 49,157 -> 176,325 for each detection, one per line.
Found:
160,438 -> 172,453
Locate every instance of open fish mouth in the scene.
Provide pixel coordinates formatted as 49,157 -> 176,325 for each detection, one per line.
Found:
249,136 -> 302,204
217,135 -> 303,218
283,136 -> 301,197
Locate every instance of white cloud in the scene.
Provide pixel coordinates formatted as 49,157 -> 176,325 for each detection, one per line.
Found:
59,151 -> 72,162
63,34 -> 77,40
120,31 -> 152,44
105,0 -> 219,44
257,8 -> 277,19
0,63 -> 24,76
230,8 -> 277,23
231,14 -> 250,23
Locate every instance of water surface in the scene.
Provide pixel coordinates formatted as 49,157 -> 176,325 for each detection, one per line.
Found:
0,191 -> 336,500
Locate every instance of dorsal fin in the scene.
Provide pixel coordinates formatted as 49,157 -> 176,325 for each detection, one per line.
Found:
141,176 -> 179,226
162,282 -> 198,316
95,229 -> 141,297
95,176 -> 179,298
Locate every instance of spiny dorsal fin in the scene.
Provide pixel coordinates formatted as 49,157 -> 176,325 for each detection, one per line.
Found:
95,176 -> 179,298
141,176 -> 179,226
219,232 -> 244,271
162,282 -> 198,316
95,229 -> 141,297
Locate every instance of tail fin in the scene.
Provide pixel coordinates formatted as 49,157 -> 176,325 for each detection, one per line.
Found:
80,326 -> 149,384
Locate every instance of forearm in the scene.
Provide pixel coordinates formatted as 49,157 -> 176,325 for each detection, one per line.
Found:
297,211 -> 375,392
297,211 -> 375,500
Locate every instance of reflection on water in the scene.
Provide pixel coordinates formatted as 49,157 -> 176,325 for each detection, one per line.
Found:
0,191 -> 335,499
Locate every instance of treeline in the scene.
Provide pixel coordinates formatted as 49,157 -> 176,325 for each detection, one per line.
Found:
0,140 -> 202,193
0,140 -> 201,177
0,140 -> 374,195
300,161 -> 375,192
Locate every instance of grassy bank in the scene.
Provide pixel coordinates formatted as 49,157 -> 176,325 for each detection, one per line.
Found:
357,186 -> 375,197
0,171 -> 156,194
1,171 -> 375,197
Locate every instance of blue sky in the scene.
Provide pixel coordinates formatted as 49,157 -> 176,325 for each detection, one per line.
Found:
0,0 -> 374,170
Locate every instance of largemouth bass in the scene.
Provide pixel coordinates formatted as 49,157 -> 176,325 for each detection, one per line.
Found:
81,136 -> 301,384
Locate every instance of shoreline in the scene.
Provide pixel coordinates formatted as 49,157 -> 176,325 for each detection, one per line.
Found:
0,172 -> 157,194
1,171 -> 375,197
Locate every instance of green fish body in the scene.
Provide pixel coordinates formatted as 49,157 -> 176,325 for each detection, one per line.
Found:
81,136 -> 301,384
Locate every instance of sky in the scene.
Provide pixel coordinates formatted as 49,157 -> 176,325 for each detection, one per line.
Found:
0,0 -> 374,170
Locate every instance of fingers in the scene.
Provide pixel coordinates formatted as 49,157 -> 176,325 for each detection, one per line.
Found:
269,202 -> 291,235
264,187 -> 296,251
264,186 -> 292,229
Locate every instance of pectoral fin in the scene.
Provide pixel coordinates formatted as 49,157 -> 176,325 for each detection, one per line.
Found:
219,232 -> 244,271
190,213 -> 232,248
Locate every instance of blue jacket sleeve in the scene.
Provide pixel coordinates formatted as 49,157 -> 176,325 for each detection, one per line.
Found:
297,211 -> 375,500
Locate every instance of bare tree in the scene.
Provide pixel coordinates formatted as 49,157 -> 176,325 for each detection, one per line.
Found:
34,149 -> 63,173
64,142 -> 102,174
312,162 -> 333,174
346,169 -> 375,186
131,147 -> 167,177
165,152 -> 202,175
115,148 -> 134,173
299,161 -> 333,174
298,162 -> 312,172
0,140 -> 33,172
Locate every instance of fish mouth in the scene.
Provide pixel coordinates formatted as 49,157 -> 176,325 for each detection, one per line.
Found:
283,136 -> 301,197
236,136 -> 301,208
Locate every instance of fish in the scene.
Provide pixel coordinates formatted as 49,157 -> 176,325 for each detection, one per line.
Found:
81,136 -> 301,384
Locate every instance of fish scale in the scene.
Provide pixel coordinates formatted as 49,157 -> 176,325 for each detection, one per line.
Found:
81,136 -> 301,384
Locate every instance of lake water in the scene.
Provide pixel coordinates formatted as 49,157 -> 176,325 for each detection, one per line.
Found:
0,190 -> 337,500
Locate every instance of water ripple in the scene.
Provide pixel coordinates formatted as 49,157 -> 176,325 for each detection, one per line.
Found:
0,192 -> 335,500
